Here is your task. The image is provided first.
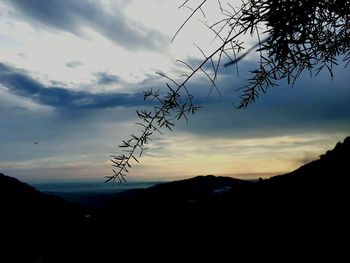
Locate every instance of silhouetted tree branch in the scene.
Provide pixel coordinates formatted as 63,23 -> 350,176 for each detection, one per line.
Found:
108,0 -> 350,183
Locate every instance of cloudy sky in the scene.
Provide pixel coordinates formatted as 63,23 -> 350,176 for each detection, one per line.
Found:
0,0 -> 349,183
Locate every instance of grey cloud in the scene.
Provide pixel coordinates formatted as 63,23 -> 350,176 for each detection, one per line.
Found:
95,72 -> 120,85
0,62 -> 143,110
179,97 -> 350,139
4,0 -> 168,51
172,63 -> 350,138
66,60 -> 84,68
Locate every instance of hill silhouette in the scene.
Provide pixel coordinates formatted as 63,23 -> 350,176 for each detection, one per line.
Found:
94,137 -> 349,258
0,173 -> 95,262
1,137 -> 349,261
102,136 -> 349,209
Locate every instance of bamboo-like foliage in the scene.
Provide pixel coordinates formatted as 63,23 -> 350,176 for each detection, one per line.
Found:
108,0 -> 350,183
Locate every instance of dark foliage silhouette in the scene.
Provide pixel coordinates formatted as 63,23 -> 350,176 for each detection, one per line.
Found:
110,0 -> 350,182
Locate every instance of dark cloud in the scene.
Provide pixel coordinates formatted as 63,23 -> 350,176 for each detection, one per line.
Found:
172,62 -> 350,138
66,60 -> 84,68
95,72 -> 120,85
4,0 -> 168,51
0,62 -> 143,110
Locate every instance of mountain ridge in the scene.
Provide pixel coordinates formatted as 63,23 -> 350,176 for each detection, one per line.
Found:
106,136 -> 349,207
1,136 -> 349,261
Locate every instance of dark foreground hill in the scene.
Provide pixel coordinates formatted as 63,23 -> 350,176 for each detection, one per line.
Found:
0,174 -> 95,262
97,137 -> 349,258
1,137 -> 349,261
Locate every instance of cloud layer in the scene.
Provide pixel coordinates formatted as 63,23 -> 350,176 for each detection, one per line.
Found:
0,62 -> 142,110
4,0 -> 168,51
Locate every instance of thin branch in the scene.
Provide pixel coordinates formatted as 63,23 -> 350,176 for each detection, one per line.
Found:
172,0 -> 207,43
178,0 -> 190,9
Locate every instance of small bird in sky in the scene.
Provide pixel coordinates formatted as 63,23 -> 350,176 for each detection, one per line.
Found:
34,141 -> 38,145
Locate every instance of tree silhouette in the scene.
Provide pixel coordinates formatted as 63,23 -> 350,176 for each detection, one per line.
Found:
108,0 -> 350,183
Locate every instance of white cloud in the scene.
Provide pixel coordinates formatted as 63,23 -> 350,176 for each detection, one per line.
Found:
0,0 -> 173,88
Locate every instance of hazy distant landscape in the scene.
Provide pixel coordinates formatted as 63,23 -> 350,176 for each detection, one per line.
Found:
1,137 -> 349,261
33,181 -> 160,208
34,180 -> 160,195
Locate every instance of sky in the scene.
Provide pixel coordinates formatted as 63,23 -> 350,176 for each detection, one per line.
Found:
0,0 -> 349,183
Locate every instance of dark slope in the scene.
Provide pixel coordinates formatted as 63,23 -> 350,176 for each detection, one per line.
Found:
268,136 -> 349,188
112,175 -> 249,204
109,136 -> 349,206
96,137 -> 349,257
0,173 -> 83,216
0,173 -> 94,262
1,137 -> 348,261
